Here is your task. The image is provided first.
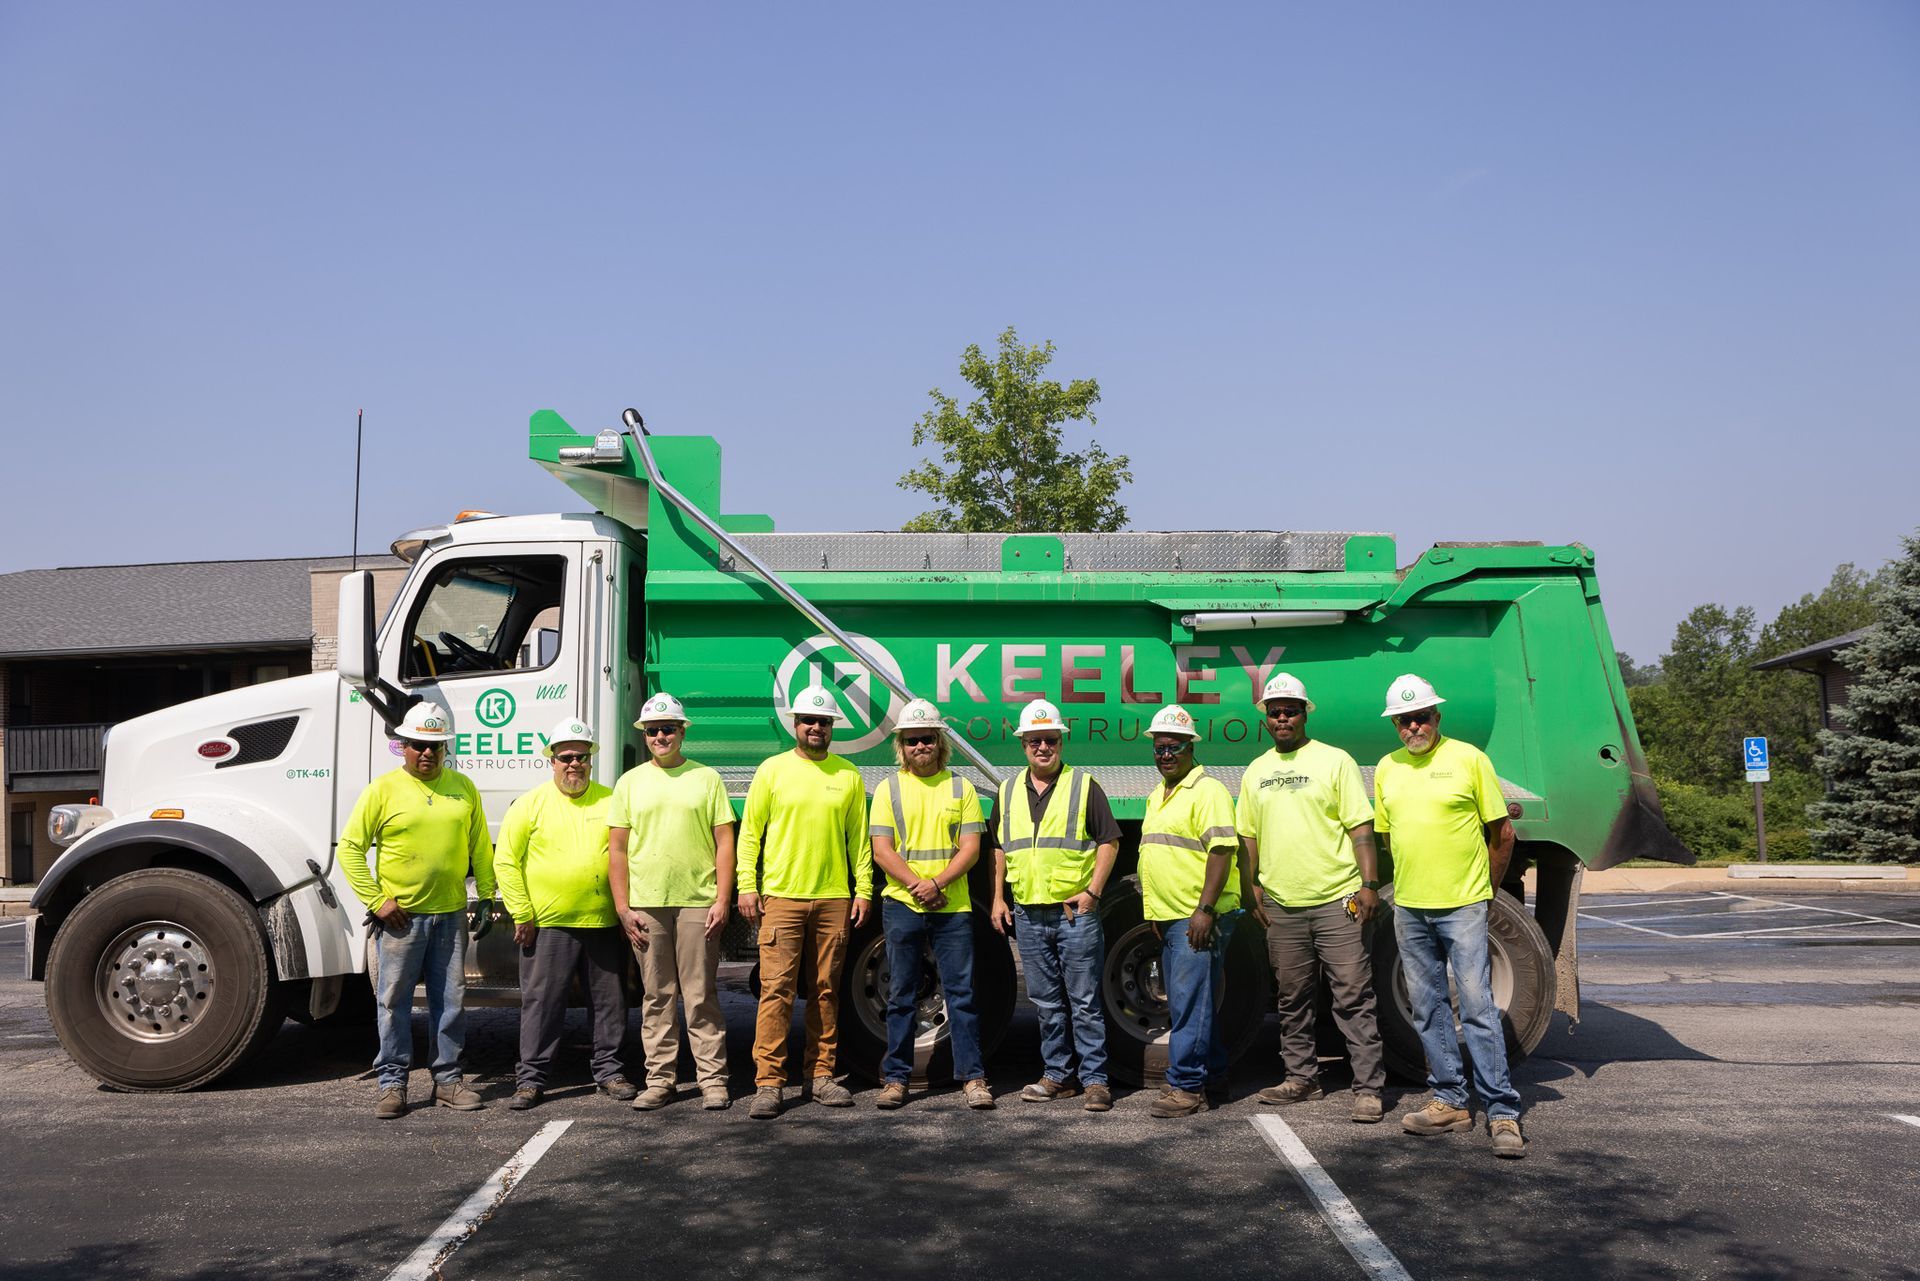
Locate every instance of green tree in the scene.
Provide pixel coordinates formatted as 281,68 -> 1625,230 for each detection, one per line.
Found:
1810,532 -> 1920,863
1616,651 -> 1662,687
898,327 -> 1130,532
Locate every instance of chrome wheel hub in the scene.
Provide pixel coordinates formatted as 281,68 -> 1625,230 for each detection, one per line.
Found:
97,922 -> 214,1042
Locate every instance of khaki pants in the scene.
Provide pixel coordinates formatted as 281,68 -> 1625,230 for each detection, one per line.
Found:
634,907 -> 728,1091
752,896 -> 850,1087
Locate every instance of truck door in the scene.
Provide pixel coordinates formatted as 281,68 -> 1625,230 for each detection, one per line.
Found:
377,544 -> 586,825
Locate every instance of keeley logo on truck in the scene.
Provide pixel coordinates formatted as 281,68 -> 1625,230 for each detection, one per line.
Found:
774,633 -> 904,754
475,688 -> 516,727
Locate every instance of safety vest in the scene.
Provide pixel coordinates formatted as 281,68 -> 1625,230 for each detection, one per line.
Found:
879,771 -> 973,914
999,767 -> 1097,904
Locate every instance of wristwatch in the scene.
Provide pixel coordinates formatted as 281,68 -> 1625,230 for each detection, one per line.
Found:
1197,902 -> 1218,917
1362,880 -> 1384,891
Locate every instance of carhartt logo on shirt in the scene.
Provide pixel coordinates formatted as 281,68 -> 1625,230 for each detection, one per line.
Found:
1259,774 -> 1311,791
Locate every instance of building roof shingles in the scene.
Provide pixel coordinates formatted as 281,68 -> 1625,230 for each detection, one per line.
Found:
0,556 -> 404,659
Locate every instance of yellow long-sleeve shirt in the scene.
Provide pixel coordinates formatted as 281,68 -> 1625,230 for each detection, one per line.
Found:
736,751 -> 872,900
494,780 -> 617,928
336,767 -> 494,914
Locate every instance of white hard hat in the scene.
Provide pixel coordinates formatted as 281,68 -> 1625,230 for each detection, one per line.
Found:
543,716 -> 596,756
895,698 -> 948,734
634,692 -> 690,726
1258,672 -> 1315,712
1015,700 -> 1068,737
1147,704 -> 1201,739
397,701 -> 456,743
1382,674 -> 1447,717
789,684 -> 850,725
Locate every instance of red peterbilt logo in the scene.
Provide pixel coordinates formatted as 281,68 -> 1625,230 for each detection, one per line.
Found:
197,740 -> 234,760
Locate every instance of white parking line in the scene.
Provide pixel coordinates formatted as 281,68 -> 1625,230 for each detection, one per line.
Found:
0,921 -> 27,931
1250,1115 -> 1413,1280
1604,904 -> 1815,926
1714,892 -> 1920,933
1892,1115 -> 1920,1130
1581,896 -> 1722,911
386,1119 -> 572,1281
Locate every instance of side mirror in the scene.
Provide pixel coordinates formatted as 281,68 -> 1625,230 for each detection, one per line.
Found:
337,571 -> 377,689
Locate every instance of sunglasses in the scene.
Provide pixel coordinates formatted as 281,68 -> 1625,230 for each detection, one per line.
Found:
401,741 -> 445,754
1152,743 -> 1190,758
901,733 -> 940,747
1024,735 -> 1061,748
1393,710 -> 1435,727
552,752 -> 592,765
795,715 -> 834,728
643,725 -> 682,738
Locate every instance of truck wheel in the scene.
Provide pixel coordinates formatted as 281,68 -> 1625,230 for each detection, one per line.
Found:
839,905 -> 1015,1085
45,868 -> 285,1092
1096,877 -> 1271,1088
1371,887 -> 1557,1084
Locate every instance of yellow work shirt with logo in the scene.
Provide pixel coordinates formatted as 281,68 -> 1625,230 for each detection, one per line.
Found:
1140,765 -> 1242,921
1236,740 -> 1372,908
336,767 -> 495,914
997,767 -> 1097,904
494,779 -> 617,928
737,751 -> 873,900
870,769 -> 985,914
1372,736 -> 1507,910
607,759 -> 735,909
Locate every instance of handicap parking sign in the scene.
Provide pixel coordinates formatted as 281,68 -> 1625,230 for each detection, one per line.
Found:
1743,737 -> 1769,770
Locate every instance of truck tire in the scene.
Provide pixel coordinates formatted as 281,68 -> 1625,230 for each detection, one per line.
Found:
45,868 -> 285,1092
839,905 -> 1016,1085
1370,887 -> 1557,1084
1096,877 -> 1272,1088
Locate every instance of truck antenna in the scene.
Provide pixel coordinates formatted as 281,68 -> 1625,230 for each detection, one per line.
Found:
350,407 -> 365,572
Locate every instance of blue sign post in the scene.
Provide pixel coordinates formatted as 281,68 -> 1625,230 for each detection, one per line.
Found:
1743,737 -> 1769,862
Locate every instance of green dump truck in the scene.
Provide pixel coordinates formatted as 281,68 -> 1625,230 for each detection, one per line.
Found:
30,408 -> 1688,1091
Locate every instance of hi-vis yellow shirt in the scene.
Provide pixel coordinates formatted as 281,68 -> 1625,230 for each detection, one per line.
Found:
737,751 -> 873,900
607,759 -> 735,909
1373,736 -> 1508,910
870,769 -> 986,914
1140,765 -> 1242,921
1236,740 -> 1372,908
997,767 -> 1098,904
494,780 -> 617,928
337,767 -> 495,914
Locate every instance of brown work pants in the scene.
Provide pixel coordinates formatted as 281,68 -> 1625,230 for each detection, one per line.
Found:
752,896 -> 851,1087
634,907 -> 728,1091
1266,898 -> 1387,1093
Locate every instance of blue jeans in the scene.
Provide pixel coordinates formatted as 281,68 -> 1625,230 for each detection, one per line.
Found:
1394,900 -> 1521,1119
1013,902 -> 1107,1088
373,910 -> 467,1090
1161,912 -> 1239,1092
882,901 -> 984,1084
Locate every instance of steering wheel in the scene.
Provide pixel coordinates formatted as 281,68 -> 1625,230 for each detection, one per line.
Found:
438,631 -> 492,671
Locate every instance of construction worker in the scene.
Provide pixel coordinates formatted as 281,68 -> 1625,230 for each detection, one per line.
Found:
607,692 -> 737,1112
1139,703 -> 1244,1118
1373,674 -> 1527,1159
1237,673 -> 1387,1123
496,717 -> 637,1111
736,684 -> 873,1119
336,701 -> 494,1119
989,699 -> 1121,1113
869,698 -> 993,1111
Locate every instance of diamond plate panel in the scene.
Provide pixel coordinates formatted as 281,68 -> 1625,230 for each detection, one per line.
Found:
728,530 -> 1385,574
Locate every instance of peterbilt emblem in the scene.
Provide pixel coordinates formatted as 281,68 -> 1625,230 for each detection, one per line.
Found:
197,740 -> 234,760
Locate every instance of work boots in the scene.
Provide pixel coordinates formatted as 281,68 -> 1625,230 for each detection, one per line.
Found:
1350,1091 -> 1384,1124
1150,1088 -> 1208,1118
875,1082 -> 909,1110
1082,1085 -> 1113,1113
432,1079 -> 484,1111
632,1085 -> 673,1111
1490,1117 -> 1528,1158
1401,1098 -> 1473,1135
1020,1077 -> 1081,1102
749,1087 -> 784,1119
811,1077 -> 855,1107
375,1086 -> 407,1119
963,1079 -> 996,1110
1257,1079 -> 1323,1106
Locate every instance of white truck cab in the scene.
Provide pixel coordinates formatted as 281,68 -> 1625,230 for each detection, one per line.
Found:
31,510 -> 639,1091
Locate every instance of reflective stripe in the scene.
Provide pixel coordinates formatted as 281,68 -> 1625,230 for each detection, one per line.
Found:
1202,825 -> 1240,845
868,824 -> 896,837
999,776 -> 1016,852
1141,831 -> 1208,852
889,773 -> 904,840
1063,770 -> 1087,843
898,847 -> 958,859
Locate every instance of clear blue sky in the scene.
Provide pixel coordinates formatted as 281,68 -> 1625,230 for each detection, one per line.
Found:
3,3 -> 1916,661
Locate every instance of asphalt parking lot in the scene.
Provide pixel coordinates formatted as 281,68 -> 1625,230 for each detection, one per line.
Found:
2,890 -> 1917,1281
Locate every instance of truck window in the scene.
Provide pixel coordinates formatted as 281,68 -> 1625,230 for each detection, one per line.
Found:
400,556 -> 566,684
